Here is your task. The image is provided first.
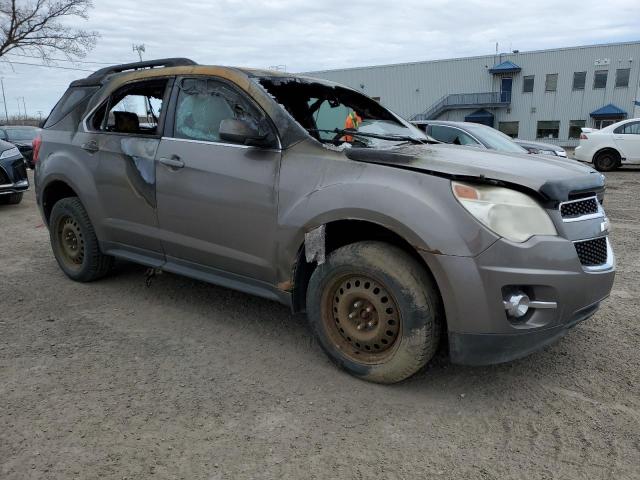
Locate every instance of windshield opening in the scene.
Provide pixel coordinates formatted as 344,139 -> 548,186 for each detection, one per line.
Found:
258,77 -> 428,148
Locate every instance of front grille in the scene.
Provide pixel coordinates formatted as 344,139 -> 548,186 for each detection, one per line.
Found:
574,237 -> 608,266
0,166 -> 9,185
12,160 -> 27,181
561,197 -> 599,218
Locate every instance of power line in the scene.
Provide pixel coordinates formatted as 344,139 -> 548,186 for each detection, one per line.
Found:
4,52 -> 123,65
0,59 -> 93,72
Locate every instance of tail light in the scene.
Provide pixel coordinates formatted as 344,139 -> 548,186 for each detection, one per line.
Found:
32,135 -> 42,164
579,133 -> 588,140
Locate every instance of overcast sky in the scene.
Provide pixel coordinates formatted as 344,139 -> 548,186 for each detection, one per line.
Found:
1,0 -> 639,118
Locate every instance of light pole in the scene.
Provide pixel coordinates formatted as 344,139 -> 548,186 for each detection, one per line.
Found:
132,44 -> 145,62
0,78 -> 8,124
21,96 -> 27,120
16,97 -> 22,122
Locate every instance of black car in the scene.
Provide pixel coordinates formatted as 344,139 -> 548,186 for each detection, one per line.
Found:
0,126 -> 41,168
0,139 -> 29,205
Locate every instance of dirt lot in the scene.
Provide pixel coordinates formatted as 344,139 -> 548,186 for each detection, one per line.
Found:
1,169 -> 639,480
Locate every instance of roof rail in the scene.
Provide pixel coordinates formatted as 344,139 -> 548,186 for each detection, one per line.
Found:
87,57 -> 197,78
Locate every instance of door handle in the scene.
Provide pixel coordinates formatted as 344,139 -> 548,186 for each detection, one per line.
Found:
81,140 -> 99,153
158,156 -> 185,169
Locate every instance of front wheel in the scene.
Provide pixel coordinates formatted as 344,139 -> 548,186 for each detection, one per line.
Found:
0,192 -> 23,204
49,197 -> 114,282
306,241 -> 443,384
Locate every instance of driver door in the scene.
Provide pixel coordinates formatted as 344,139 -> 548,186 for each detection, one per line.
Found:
155,76 -> 281,283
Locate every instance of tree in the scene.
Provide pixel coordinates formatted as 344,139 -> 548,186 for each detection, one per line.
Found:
0,0 -> 98,60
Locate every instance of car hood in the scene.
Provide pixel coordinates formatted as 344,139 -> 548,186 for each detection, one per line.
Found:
345,143 -> 604,202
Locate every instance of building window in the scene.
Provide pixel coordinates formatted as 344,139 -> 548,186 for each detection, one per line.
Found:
498,121 -> 519,138
537,121 -> 560,139
545,74 -> 558,92
522,76 -> 534,93
568,120 -> 586,139
615,68 -> 630,88
572,72 -> 586,90
593,70 -> 608,89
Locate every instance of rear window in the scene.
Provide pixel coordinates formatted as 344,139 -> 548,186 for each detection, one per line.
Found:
44,86 -> 99,128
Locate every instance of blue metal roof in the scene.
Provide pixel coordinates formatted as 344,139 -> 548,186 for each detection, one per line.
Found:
590,103 -> 627,119
488,61 -> 521,74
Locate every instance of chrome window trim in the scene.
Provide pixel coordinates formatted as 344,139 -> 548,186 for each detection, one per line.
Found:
573,236 -> 614,272
161,136 -> 282,152
559,195 -> 604,223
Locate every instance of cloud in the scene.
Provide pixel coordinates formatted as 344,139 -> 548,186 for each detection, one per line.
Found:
0,0 -> 638,117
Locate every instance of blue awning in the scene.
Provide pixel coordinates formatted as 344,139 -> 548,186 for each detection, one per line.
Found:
465,109 -> 494,127
590,103 -> 627,119
489,61 -> 521,74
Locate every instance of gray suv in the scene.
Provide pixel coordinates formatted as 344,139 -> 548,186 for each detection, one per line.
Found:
35,58 -> 615,383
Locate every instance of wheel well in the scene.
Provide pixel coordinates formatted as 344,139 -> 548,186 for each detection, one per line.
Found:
594,147 -> 621,161
292,220 -> 442,314
42,181 -> 78,224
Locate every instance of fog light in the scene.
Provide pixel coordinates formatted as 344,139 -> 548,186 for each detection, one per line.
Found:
504,292 -> 530,318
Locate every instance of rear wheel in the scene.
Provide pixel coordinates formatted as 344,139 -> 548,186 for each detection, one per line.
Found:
0,192 -> 23,204
49,197 -> 113,282
593,150 -> 620,172
306,241 -> 442,384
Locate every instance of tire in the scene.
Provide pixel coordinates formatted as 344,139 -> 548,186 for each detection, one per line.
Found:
0,192 -> 23,204
306,241 -> 443,384
593,150 -> 620,172
49,197 -> 114,282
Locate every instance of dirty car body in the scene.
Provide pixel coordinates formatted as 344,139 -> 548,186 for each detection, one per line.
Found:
35,59 -> 615,382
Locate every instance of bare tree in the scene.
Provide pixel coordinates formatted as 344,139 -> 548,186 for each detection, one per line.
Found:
0,0 -> 98,60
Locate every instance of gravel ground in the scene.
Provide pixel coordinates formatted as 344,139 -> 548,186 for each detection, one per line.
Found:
1,170 -> 639,480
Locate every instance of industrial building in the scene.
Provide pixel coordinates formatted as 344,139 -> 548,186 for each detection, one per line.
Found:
305,41 -> 640,146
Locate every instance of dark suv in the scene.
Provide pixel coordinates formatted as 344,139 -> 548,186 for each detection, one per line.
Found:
35,59 -> 615,383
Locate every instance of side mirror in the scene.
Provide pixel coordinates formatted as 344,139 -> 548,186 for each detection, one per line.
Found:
219,119 -> 269,147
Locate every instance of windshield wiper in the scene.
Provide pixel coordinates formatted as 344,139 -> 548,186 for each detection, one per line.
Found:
308,128 -> 431,145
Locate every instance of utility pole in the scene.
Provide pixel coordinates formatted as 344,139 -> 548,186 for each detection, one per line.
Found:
21,96 -> 27,120
0,78 -> 8,124
16,97 -> 22,122
132,44 -> 145,62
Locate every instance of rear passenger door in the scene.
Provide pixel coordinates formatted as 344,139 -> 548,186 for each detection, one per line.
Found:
613,121 -> 640,161
87,77 -> 173,262
155,76 -> 281,283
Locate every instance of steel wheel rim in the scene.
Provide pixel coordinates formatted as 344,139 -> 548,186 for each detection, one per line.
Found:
322,274 -> 402,364
56,215 -> 85,269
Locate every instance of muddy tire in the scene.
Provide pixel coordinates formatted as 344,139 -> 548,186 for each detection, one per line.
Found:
306,241 -> 442,384
49,197 -> 114,282
593,150 -> 620,172
0,192 -> 23,205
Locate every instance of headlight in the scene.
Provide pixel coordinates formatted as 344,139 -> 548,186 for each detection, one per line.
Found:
0,147 -> 20,159
452,181 -> 557,242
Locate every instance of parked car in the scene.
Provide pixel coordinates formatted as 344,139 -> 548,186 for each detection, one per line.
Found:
36,58 -> 615,383
0,126 -> 41,168
574,118 -> 640,171
414,120 -> 570,159
0,139 -> 29,205
413,120 -> 529,153
514,139 -> 567,157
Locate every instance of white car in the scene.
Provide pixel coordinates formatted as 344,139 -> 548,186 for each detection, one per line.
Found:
574,118 -> 640,171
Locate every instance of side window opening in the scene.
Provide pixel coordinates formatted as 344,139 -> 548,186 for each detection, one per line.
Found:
174,78 -> 270,144
91,79 -> 168,135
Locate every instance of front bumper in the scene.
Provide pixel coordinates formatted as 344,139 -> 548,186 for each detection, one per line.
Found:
0,155 -> 29,194
421,235 -> 615,365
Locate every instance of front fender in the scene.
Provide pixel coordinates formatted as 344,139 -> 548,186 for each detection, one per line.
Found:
277,152 -> 498,279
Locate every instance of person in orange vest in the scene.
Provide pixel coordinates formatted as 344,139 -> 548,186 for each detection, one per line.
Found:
343,110 -> 362,142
